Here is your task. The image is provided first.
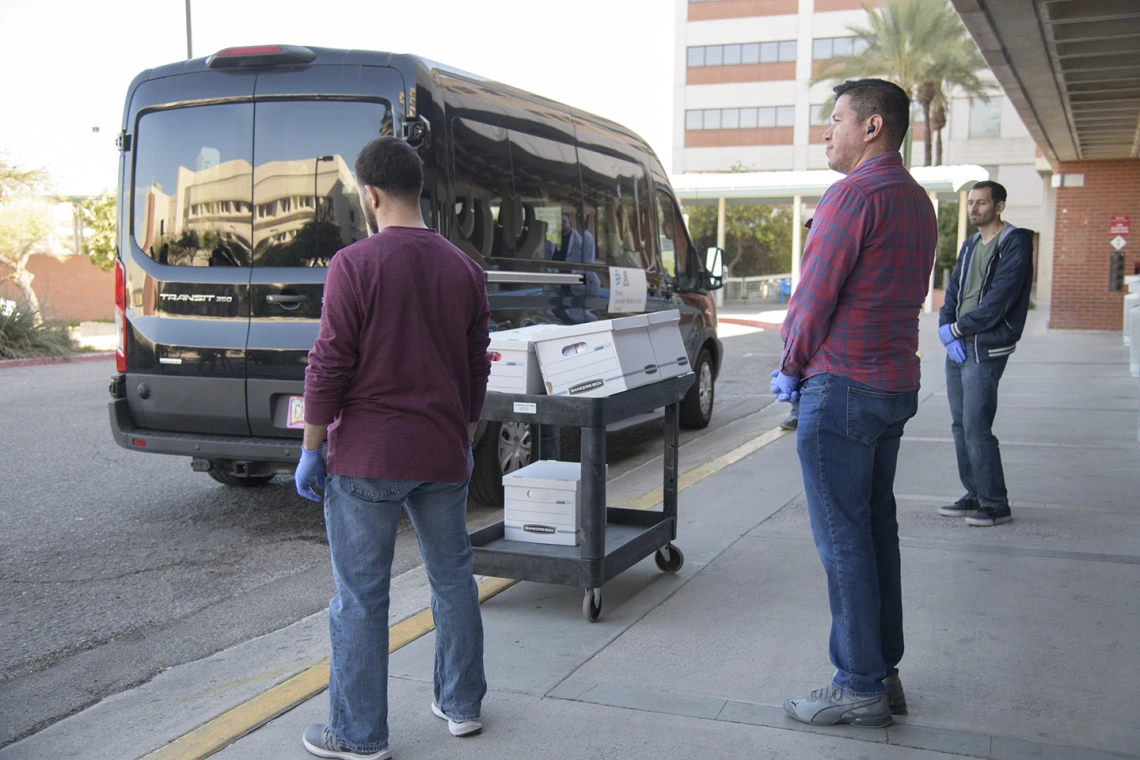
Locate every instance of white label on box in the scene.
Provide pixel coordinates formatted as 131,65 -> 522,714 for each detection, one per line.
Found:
513,401 -> 537,414
609,267 -> 647,313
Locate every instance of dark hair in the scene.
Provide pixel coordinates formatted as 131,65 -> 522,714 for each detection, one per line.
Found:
354,136 -> 423,201
833,78 -> 911,152
970,180 -> 1007,204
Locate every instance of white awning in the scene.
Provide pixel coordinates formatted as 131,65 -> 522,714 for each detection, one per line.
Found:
671,164 -> 990,204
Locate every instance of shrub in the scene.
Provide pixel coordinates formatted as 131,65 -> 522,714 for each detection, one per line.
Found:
0,301 -> 74,360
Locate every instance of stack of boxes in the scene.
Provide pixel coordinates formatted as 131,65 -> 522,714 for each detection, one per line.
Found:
488,311 -> 690,545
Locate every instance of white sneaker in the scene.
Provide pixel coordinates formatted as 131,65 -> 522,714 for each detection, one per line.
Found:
431,702 -> 483,737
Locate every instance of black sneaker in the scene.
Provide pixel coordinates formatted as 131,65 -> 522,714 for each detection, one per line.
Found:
881,673 -> 907,715
937,497 -> 978,517
966,505 -> 1012,526
779,414 -> 799,431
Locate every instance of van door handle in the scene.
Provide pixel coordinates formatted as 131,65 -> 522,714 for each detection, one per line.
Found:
266,294 -> 309,304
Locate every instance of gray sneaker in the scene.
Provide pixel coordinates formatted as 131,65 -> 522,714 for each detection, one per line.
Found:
783,685 -> 892,727
938,497 -> 978,517
779,413 -> 799,431
301,724 -> 391,760
882,673 -> 907,715
966,505 -> 1012,526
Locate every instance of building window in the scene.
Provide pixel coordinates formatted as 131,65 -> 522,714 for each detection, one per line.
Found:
686,106 -> 795,130
811,36 -> 868,60
969,96 -> 1002,138
687,40 -> 797,67
811,104 -> 832,127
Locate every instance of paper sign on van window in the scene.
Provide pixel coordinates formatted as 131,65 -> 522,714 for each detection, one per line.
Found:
608,267 -> 647,313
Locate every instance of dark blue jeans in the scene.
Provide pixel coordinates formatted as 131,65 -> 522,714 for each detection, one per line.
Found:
796,373 -> 919,697
323,473 -> 486,753
945,344 -> 1009,508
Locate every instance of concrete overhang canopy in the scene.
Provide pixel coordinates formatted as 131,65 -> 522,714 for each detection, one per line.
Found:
671,165 -> 989,205
952,0 -> 1140,162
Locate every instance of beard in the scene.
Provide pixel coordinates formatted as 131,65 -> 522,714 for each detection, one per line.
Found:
362,202 -> 378,236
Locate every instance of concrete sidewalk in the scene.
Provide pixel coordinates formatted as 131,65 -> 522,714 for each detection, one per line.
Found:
5,310 -> 1138,760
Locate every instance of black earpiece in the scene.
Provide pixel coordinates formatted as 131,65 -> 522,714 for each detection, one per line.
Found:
866,125 -> 875,135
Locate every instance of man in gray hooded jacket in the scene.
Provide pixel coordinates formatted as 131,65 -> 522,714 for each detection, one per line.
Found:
936,180 -> 1034,527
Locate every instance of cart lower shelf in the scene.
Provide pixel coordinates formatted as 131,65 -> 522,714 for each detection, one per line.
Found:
470,507 -> 684,621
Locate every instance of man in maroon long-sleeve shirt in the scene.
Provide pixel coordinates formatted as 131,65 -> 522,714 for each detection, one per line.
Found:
295,137 -> 491,760
775,80 -> 937,730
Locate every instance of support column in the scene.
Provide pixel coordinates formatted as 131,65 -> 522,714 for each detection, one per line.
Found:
716,197 -> 726,307
924,190 -> 939,313
791,195 -> 802,293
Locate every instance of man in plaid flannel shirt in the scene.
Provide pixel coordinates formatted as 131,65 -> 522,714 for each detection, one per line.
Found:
774,79 -> 938,729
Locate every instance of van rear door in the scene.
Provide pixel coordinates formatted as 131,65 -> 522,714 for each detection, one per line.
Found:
244,66 -> 400,437
125,73 -> 256,435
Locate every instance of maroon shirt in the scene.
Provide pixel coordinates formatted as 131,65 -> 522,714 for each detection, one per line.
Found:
304,226 -> 491,482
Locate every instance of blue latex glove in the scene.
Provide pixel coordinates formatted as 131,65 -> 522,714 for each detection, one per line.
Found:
294,443 -> 327,502
938,323 -> 957,346
946,339 -> 966,364
769,369 -> 801,403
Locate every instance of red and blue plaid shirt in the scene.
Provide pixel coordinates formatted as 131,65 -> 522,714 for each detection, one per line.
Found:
780,152 -> 937,392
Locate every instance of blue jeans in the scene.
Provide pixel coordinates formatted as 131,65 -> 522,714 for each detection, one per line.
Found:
323,472 -> 486,753
945,344 -> 1009,508
796,373 -> 918,697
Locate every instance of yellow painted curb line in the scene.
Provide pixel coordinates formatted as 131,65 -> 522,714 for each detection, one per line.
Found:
143,576 -> 517,760
622,425 -> 789,511
145,424 -> 789,759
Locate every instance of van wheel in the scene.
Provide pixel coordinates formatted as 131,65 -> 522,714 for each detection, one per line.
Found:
680,348 -> 714,429
469,421 -> 537,506
207,468 -> 275,487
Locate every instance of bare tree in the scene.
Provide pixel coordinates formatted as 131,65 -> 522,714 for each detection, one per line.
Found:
0,153 -> 54,326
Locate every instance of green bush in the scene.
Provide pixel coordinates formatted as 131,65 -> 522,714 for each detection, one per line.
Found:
0,302 -> 75,360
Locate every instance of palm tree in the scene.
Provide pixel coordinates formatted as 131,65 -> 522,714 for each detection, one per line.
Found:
813,0 -> 989,166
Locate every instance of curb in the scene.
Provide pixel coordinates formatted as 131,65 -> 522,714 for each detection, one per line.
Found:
719,317 -> 783,330
0,352 -> 115,370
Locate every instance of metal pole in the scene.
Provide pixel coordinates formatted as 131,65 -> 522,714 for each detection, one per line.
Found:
791,195 -> 802,293
715,197 -> 726,308
185,0 -> 193,60
956,188 -> 968,253
925,190 -> 939,313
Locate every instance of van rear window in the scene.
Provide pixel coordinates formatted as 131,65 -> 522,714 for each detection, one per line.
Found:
132,100 -> 392,268
132,104 -> 254,267
252,100 -> 392,267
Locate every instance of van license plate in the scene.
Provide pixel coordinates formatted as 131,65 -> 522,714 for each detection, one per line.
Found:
287,396 -> 305,429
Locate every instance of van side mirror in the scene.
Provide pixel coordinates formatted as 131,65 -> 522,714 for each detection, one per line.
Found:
704,246 -> 725,290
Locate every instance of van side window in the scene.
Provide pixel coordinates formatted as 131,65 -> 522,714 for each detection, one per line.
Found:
132,104 -> 253,267
656,191 -> 692,286
251,100 -> 389,267
578,149 -> 652,271
451,118 -> 513,261
507,131 -> 583,263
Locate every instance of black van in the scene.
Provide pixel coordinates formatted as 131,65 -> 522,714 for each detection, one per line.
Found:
109,46 -> 724,503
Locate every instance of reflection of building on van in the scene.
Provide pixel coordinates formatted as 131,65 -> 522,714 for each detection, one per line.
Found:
108,45 -> 723,504
136,154 -> 359,268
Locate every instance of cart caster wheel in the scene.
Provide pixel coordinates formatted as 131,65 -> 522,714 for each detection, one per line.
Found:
655,545 -> 684,574
582,588 -> 602,622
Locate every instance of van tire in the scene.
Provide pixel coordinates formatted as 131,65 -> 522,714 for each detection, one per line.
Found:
207,469 -> 276,487
680,348 -> 714,429
469,421 -> 538,506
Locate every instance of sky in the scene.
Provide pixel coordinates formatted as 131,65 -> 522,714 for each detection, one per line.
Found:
0,0 -> 677,197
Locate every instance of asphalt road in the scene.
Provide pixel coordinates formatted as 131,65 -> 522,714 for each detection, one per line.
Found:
0,322 -> 784,747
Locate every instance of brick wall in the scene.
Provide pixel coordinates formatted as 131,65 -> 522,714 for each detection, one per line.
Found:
0,254 -> 114,322
1050,160 -> 1140,331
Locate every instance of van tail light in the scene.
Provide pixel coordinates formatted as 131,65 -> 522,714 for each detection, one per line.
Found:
206,45 -> 315,69
114,260 -> 126,373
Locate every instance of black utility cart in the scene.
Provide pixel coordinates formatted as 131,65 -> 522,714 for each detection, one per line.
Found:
470,373 -> 695,622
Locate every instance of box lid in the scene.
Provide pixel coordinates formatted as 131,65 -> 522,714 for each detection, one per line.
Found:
489,324 -> 562,348
531,315 -> 649,342
647,309 -> 681,326
503,460 -> 584,488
